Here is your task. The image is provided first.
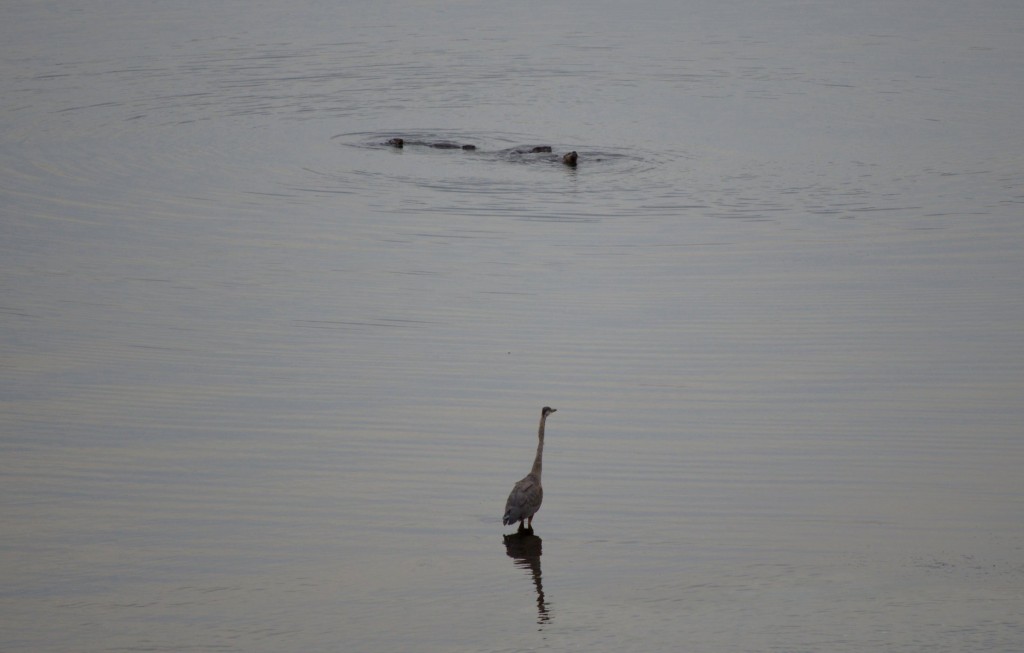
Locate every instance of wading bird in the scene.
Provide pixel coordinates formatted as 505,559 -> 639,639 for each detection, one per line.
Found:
503,407 -> 557,532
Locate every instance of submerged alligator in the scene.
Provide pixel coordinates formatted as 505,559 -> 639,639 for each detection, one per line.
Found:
386,137 -> 578,167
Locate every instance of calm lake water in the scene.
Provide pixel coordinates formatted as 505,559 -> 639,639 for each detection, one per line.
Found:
2,0 -> 1023,651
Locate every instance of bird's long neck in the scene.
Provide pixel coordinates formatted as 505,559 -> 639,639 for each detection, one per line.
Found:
529,414 -> 547,479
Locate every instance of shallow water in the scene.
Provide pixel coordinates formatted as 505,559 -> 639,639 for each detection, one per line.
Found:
2,0 -> 1023,651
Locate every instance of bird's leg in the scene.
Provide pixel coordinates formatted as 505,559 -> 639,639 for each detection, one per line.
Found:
526,515 -> 534,530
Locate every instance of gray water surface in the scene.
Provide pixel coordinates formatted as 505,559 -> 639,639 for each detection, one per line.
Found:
2,1 -> 1023,651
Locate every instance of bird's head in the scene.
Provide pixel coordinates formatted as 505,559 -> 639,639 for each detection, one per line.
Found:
542,406 -> 557,417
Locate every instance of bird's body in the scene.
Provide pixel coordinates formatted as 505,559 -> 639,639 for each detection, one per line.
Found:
503,407 -> 557,531
503,473 -> 543,529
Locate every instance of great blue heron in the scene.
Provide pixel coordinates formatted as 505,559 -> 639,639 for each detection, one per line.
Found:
503,407 -> 557,531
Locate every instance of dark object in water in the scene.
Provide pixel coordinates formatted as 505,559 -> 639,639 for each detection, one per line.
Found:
512,145 -> 552,154
387,137 -> 474,150
385,137 -> 577,166
430,142 -> 476,150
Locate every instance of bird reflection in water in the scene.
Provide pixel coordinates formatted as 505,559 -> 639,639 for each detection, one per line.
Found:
503,530 -> 550,626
